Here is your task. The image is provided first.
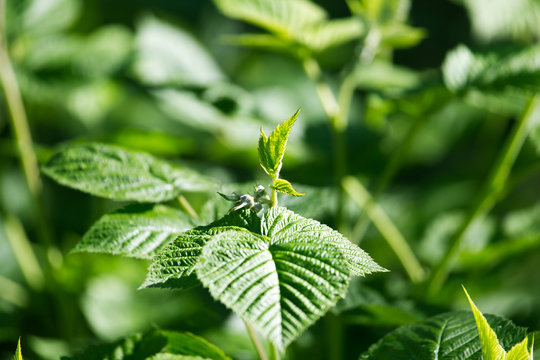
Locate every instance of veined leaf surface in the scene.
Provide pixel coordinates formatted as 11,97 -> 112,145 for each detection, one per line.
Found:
214,0 -> 362,53
63,330 -> 230,360
272,179 -> 305,197
443,44 -> 540,93
76,204 -> 194,259
196,228 -> 350,349
464,287 -> 533,360
263,207 -> 387,276
144,206 -> 384,348
214,0 -> 325,38
362,311 -> 528,360
258,109 -> 300,178
43,143 -> 215,202
141,210 -> 261,289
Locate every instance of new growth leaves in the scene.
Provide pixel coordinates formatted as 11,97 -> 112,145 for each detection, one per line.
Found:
258,108 -> 299,180
258,109 -> 304,198
463,287 -> 534,360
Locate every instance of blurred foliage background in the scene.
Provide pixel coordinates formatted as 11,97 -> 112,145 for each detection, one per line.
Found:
1,0 -> 540,359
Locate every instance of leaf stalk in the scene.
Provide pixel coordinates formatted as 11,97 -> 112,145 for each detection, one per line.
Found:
244,320 -> 269,360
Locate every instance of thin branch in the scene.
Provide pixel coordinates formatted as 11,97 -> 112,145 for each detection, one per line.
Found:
177,195 -> 199,220
344,176 -> 425,283
427,95 -> 540,297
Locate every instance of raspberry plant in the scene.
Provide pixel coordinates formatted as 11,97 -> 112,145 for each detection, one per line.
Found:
2,0 -> 540,358
42,111 -> 386,357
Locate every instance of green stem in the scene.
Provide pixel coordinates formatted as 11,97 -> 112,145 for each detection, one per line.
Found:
269,342 -> 281,360
326,312 -> 343,360
271,188 -> 278,208
177,195 -> 199,220
301,57 -> 347,227
427,95 -> 540,297
3,215 -> 45,291
244,320 -> 269,360
0,0 -> 53,253
343,176 -> 425,283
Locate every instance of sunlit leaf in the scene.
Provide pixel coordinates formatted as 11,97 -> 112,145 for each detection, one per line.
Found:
76,204 -> 194,259
464,287 -> 506,359
22,0 -> 81,35
380,23 -> 426,49
354,60 -> 421,92
133,16 -> 225,86
271,179 -> 305,197
144,207 -> 384,348
464,287 -> 533,360
443,44 -> 540,93
42,143 -> 215,202
258,109 -> 300,178
13,338 -> 22,360
196,228 -> 350,350
299,18 -> 364,52
263,207 -> 386,277
460,0 -> 540,42
214,0 -> 326,38
362,310 -> 528,359
214,0 -> 362,53
141,210 -> 261,289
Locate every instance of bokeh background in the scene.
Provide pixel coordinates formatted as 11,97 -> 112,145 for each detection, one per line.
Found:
1,0 -> 540,358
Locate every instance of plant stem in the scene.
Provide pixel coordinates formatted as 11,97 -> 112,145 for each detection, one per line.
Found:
269,342 -> 281,360
0,0 -> 40,201
343,176 -> 425,283
301,57 -> 347,227
244,320 -> 269,360
3,214 -> 45,291
177,195 -> 199,220
0,0 -> 54,252
427,95 -> 540,297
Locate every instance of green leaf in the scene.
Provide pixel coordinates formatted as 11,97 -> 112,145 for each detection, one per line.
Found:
362,310 -> 529,359
380,23 -> 426,49
263,207 -> 387,277
160,331 -> 231,360
145,207 -> 384,348
460,0 -> 540,42
258,109 -> 300,178
464,287 -> 532,360
223,34 -> 293,54
13,338 -> 22,360
196,228 -> 350,350
354,60 -> 421,93
75,204 -> 194,259
271,179 -> 305,197
42,143 -> 215,202
443,44 -> 540,93
22,0 -> 81,36
464,287 -> 506,359
214,0 -> 362,53
213,0 -> 326,39
133,16 -> 225,87
141,210 -> 261,289
63,330 -> 230,360
298,18 -> 364,52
